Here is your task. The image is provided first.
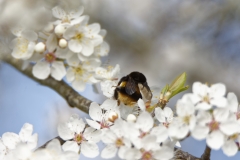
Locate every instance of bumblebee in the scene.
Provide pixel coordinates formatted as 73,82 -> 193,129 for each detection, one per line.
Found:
114,71 -> 152,106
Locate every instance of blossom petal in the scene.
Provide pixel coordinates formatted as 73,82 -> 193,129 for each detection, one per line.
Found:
66,68 -> 75,82
195,102 -> 212,110
72,80 -> 86,91
57,123 -> 74,140
192,82 -> 208,97
62,141 -> 79,153
2,133 -> 20,149
81,38 -> 94,56
136,111 -> 153,132
213,108 -> 229,122
81,142 -> 99,158
191,125 -> 209,140
150,125 -> 168,143
89,102 -> 102,121
227,92 -> 238,112
86,119 -> 101,130
209,83 -> 226,97
219,121 -> 240,135
101,144 -> 117,159
19,123 -> 33,142
32,61 -> 50,80
68,39 -> 83,53
206,130 -> 224,150
210,97 -> 227,108
222,140 -> 238,156
51,61 -> 66,80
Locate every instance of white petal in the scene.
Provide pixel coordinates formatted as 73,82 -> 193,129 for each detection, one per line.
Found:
192,82 -> 209,97
210,97 -> 227,108
81,38 -> 94,56
66,53 -> 80,67
195,102 -> 212,110
62,141 -> 79,153
19,123 -> 33,142
118,146 -> 128,159
213,108 -> 229,122
57,123 -> 74,140
2,133 -> 20,149
46,33 -> 57,52
83,127 -> 101,143
0,140 -> 7,159
137,99 -> 146,111
206,130 -> 224,150
87,23 -> 101,35
72,80 -> 86,91
222,140 -> 238,156
153,146 -> 174,160
219,121 -> 240,135
196,110 -> 212,125
176,99 -> 195,116
155,107 -> 165,123
46,139 -> 61,154
68,39 -> 83,53
101,144 -> 117,159
191,125 -> 209,140
136,111 -> 153,132
101,129 -> 116,144
168,121 -> 189,139
64,25 -> 76,40
101,99 -> 118,111
27,133 -> 38,149
21,30 -> 38,41
52,6 -> 66,19
32,61 -> 50,80
66,68 -> 75,82
81,142 -> 99,158
51,61 -> 66,81
69,115 -> 85,133
150,125 -> 168,142
86,119 -> 101,130
209,83 -> 226,97
69,6 -> 84,19
227,92 -> 238,112
89,102 -> 102,121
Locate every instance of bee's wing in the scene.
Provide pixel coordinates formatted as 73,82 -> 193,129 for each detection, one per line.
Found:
139,82 -> 153,101
125,77 -> 136,95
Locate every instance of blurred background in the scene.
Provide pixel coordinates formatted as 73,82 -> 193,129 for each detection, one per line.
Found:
1,0 -> 240,159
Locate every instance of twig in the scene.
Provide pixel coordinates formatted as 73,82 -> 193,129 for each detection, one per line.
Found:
201,145 -> 211,160
1,54 -> 92,113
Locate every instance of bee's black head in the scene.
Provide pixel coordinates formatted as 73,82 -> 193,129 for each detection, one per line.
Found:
128,71 -> 146,83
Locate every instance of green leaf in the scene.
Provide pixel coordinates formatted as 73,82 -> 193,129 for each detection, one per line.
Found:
169,72 -> 186,92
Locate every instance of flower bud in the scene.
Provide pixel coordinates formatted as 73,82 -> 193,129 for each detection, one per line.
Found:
127,114 -> 136,122
59,39 -> 68,48
54,25 -> 65,37
108,111 -> 118,123
34,42 -> 45,52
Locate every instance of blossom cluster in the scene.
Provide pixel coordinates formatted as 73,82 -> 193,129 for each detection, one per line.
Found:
1,82 -> 240,159
9,5 -> 114,92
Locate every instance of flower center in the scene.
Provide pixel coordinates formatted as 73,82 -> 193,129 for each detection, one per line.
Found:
202,95 -> 210,103
208,120 -> 219,131
17,38 -> 28,54
74,66 -> 83,75
62,16 -> 70,23
142,151 -> 152,160
100,119 -> 110,129
74,33 -> 84,42
74,133 -> 84,144
183,115 -> 191,124
45,53 -> 56,63
115,138 -> 124,147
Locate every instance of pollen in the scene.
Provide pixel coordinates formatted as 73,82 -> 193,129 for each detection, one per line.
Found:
74,133 -> 84,144
45,53 -> 56,63
142,151 -> 152,160
208,120 -> 219,131
74,66 -> 83,75
115,138 -> 124,147
183,115 -> 191,124
202,95 -> 210,103
74,33 -> 84,42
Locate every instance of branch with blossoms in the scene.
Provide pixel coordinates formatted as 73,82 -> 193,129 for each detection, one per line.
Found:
1,2 -> 240,160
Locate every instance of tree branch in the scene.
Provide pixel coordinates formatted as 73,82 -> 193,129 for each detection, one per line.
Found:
1,55 -> 202,160
1,54 -> 91,113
